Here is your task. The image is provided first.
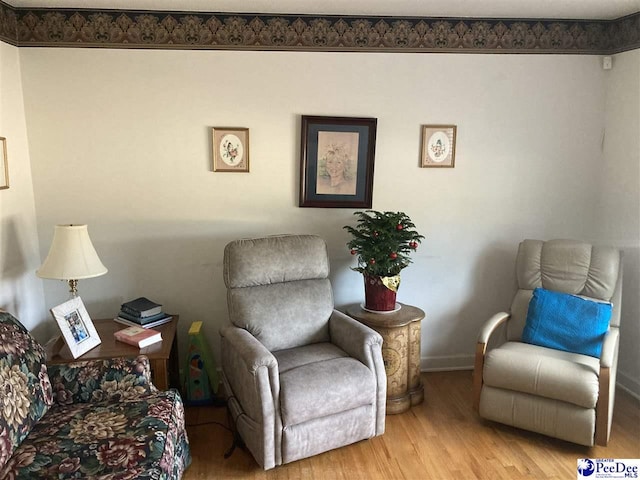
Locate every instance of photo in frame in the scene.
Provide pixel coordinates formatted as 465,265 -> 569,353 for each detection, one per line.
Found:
299,115 -> 377,208
421,125 -> 457,168
50,296 -> 101,358
211,127 -> 249,172
0,137 -> 9,189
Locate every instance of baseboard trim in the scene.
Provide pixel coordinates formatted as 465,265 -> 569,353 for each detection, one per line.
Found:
616,371 -> 640,400
421,355 -> 474,372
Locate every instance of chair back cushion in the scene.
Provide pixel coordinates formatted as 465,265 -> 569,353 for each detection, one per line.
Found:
224,235 -> 333,351
0,312 -> 53,469
508,239 -> 622,341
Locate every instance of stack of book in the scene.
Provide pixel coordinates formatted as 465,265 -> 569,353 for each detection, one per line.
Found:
114,297 -> 172,329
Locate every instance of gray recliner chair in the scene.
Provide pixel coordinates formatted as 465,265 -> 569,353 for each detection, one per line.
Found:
473,239 -> 623,446
220,234 -> 386,469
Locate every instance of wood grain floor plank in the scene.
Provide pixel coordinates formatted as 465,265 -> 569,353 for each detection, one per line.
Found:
183,371 -> 640,479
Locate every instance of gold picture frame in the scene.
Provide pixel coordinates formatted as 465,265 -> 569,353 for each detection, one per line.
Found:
420,125 -> 457,168
50,296 -> 101,358
212,127 -> 250,172
0,137 -> 9,189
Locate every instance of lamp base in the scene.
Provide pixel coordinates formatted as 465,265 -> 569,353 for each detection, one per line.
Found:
68,279 -> 78,297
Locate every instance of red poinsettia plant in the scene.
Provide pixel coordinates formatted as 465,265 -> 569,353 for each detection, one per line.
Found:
344,210 -> 424,278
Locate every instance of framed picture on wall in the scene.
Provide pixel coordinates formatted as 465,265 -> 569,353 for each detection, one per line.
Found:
0,137 -> 9,189
299,115 -> 377,208
420,125 -> 457,168
212,127 -> 250,172
50,296 -> 101,359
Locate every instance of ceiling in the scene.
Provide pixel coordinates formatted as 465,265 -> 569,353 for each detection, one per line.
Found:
7,0 -> 640,20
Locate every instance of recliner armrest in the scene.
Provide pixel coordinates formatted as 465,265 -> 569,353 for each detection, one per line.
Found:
329,309 -> 386,435
473,312 -> 510,412
220,326 -> 280,429
477,312 -> 511,346
329,310 -> 383,365
220,326 -> 278,373
600,327 -> 619,368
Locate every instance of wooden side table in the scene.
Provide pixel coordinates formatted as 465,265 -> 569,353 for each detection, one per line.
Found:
346,303 -> 425,414
46,316 -> 180,391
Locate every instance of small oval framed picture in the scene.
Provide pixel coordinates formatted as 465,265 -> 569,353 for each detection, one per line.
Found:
420,125 -> 456,168
212,127 -> 249,172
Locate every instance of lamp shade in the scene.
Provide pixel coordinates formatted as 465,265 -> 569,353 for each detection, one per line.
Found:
37,224 -> 107,280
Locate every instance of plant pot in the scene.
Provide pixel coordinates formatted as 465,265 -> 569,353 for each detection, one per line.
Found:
364,274 -> 400,312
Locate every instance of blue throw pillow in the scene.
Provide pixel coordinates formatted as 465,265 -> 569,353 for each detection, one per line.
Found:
522,287 -> 612,358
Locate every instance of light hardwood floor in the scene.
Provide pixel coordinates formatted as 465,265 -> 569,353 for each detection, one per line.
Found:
183,371 -> 640,479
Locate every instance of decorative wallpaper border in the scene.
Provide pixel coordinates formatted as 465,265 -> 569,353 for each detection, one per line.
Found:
0,1 -> 18,45
1,2 -> 638,54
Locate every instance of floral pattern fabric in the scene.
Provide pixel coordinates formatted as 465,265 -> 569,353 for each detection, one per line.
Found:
0,312 -> 191,479
47,355 -> 156,405
0,390 -> 190,479
0,312 -> 53,469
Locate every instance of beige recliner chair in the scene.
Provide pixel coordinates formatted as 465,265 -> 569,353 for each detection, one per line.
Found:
220,234 -> 386,469
473,239 -> 622,446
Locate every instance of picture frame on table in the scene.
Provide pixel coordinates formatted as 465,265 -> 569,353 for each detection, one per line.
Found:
212,127 -> 250,172
420,125 -> 457,168
50,296 -> 101,359
299,115 -> 377,208
0,137 -> 9,189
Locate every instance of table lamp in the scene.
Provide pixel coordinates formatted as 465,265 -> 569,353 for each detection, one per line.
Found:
37,224 -> 108,296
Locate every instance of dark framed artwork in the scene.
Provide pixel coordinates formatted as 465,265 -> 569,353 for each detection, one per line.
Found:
299,115 -> 377,208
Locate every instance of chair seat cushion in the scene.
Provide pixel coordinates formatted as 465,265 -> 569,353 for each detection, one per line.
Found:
274,342 -> 348,374
279,352 -> 375,427
483,341 -> 600,408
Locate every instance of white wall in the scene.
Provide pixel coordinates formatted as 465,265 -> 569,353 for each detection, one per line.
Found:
0,43 -> 47,338
599,49 -> 640,395
17,48 -> 638,393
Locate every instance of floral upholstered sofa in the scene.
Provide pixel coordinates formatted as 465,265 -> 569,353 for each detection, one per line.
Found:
0,311 -> 191,479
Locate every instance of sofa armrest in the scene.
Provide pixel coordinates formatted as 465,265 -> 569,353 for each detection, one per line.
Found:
329,310 -> 386,435
48,355 -> 155,405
